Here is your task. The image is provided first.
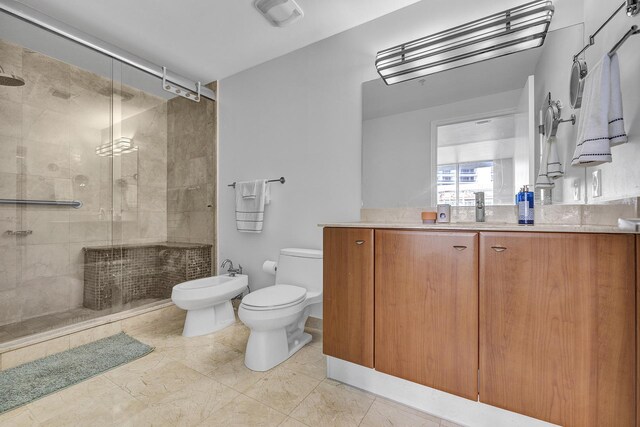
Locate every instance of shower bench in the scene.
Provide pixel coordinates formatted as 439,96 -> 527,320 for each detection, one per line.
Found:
83,242 -> 212,310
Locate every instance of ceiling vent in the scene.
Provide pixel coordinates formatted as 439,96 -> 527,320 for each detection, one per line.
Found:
254,0 -> 304,27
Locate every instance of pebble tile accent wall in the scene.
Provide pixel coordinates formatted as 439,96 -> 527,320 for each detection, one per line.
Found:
83,243 -> 212,310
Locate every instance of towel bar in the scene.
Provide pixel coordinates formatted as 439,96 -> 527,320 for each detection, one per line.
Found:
228,177 -> 285,189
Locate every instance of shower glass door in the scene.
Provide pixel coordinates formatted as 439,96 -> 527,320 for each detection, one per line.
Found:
0,11 -> 169,344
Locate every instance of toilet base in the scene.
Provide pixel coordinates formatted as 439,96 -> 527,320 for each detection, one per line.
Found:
244,330 -> 312,372
182,300 -> 236,337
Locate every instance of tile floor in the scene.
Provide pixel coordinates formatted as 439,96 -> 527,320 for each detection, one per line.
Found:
0,310 -> 464,426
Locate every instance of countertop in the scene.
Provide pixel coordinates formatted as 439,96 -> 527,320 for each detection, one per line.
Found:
318,222 -> 639,234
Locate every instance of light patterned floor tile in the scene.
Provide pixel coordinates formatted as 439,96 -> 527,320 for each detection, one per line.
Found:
374,397 -> 444,424
104,353 -> 206,404
305,328 -> 323,349
162,341 -> 242,375
281,345 -> 327,380
150,376 -> 239,426
28,375 -> 120,422
289,379 -> 374,427
244,366 -> 321,414
213,322 -> 250,352
37,386 -> 147,427
0,406 -> 39,427
198,394 -> 287,427
206,354 -> 266,392
360,400 -> 441,427
279,417 -> 309,427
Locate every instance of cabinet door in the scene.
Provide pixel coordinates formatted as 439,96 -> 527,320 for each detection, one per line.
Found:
323,227 -> 374,367
375,230 -> 478,400
480,232 -> 635,427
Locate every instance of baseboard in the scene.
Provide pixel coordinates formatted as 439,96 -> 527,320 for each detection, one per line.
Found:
327,357 -> 558,427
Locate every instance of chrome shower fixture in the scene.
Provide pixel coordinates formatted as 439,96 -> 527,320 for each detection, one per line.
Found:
95,137 -> 138,157
0,64 -> 25,86
375,0 -> 554,85
162,67 -> 201,102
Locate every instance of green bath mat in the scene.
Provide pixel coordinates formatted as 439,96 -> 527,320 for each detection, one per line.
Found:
0,332 -> 153,414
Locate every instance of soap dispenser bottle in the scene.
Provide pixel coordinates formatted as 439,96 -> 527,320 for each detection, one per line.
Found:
517,185 -> 534,225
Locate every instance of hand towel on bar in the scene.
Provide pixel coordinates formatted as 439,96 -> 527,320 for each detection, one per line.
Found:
546,136 -> 564,179
535,134 -> 554,189
571,53 -> 627,166
235,180 -> 267,233
240,181 -> 257,199
264,182 -> 271,205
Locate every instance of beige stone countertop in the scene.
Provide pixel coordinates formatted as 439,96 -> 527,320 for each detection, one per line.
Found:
318,222 -> 639,234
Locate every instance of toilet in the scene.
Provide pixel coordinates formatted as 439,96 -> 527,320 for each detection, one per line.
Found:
171,274 -> 248,337
239,248 -> 322,372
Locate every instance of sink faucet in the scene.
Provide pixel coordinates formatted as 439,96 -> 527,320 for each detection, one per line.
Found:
475,192 -> 485,222
221,259 -> 243,277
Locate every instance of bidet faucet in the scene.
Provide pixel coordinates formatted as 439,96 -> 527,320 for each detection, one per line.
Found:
475,192 -> 485,222
221,259 -> 243,277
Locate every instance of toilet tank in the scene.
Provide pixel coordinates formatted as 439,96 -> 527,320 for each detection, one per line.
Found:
275,248 -> 323,293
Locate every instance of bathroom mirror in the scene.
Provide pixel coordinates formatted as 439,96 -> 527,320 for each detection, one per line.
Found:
362,20 -> 586,208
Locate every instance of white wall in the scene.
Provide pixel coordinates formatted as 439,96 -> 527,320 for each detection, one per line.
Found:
533,24 -> 585,203
362,90 -> 520,208
217,0 -> 589,317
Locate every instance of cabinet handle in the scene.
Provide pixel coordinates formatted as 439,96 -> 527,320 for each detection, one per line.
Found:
355,240 -> 365,245
453,245 -> 467,251
491,246 -> 507,252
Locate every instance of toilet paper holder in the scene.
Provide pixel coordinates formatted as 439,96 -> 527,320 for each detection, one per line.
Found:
262,260 -> 278,275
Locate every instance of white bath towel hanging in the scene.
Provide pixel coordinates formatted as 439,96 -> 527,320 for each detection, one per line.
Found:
572,53 -> 627,166
608,54 -> 627,147
235,180 -> 267,233
546,136 -> 564,179
240,181 -> 257,199
535,134 -> 554,189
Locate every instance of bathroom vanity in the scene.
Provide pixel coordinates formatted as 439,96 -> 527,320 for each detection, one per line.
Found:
322,224 -> 637,427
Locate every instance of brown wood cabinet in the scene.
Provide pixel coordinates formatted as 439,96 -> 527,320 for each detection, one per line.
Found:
374,230 -> 479,400
479,232 -> 636,427
323,227 -> 374,367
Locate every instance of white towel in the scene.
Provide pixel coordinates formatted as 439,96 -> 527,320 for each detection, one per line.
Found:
535,135 -> 554,189
240,181 -> 257,199
572,53 -> 627,166
608,54 -> 627,146
235,180 -> 267,233
546,136 -> 564,179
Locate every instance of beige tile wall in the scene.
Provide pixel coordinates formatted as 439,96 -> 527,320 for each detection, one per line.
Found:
167,82 -> 217,267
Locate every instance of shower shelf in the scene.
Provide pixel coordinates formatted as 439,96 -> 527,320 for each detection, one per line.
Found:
0,198 -> 83,209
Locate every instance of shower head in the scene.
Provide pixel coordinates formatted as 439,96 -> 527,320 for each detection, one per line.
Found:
0,65 -> 25,87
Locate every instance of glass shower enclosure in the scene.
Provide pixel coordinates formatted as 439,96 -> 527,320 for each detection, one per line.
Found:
0,7 -> 216,345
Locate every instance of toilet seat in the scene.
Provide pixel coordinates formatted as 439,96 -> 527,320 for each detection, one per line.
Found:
241,285 -> 306,311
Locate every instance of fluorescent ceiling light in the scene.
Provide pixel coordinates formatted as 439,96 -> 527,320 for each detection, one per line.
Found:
254,0 -> 304,27
95,137 -> 138,157
376,0 -> 554,85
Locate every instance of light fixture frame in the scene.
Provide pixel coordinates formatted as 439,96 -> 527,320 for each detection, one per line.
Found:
375,0 -> 554,85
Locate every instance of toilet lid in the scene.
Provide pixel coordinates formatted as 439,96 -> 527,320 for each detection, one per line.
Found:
242,285 -> 306,309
